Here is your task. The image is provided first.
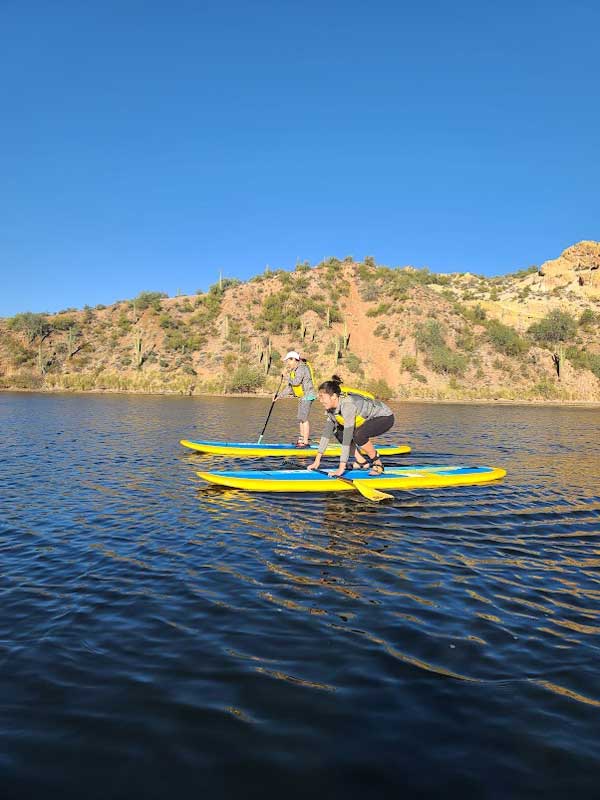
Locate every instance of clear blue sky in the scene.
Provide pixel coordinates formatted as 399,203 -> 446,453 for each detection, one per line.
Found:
1,0 -> 598,316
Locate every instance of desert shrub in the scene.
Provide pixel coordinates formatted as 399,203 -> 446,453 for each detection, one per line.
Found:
400,355 -> 417,373
461,304 -> 487,323
427,346 -> 468,376
228,365 -> 265,393
360,282 -> 381,302
517,286 -> 532,301
456,331 -> 476,352
531,378 -> 559,399
486,320 -> 528,357
366,378 -> 393,400
373,323 -> 389,339
132,291 -> 167,312
579,308 -> 597,328
256,289 -> 331,334
163,331 -> 205,353
7,312 -> 51,342
343,352 -> 364,376
2,371 -> 44,389
5,335 -> 33,366
528,310 -> 577,346
414,319 -> 445,350
413,319 -> 466,374
508,265 -> 538,279
566,347 -> 600,379
366,303 -> 391,317
52,315 -> 77,331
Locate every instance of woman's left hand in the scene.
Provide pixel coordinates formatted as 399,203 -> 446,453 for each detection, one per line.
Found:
328,465 -> 346,478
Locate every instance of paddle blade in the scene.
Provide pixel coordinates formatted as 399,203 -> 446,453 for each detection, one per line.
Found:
352,481 -> 394,502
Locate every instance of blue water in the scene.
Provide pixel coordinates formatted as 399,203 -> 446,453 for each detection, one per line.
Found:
1,393 -> 599,798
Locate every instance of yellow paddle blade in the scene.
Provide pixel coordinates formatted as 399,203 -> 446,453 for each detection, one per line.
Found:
352,480 -> 394,502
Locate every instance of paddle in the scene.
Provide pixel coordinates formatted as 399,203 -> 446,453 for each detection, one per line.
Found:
314,468 -> 393,502
257,374 -> 285,444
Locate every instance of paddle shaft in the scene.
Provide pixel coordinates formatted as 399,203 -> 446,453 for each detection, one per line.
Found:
257,374 -> 284,444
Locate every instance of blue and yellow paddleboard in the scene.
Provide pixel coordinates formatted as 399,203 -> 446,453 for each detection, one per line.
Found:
180,440 -> 411,458
196,464 -> 507,492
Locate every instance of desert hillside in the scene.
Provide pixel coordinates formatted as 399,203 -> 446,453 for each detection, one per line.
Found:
1,241 -> 599,402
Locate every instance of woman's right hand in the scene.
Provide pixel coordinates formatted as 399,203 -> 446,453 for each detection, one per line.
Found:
307,458 -> 320,471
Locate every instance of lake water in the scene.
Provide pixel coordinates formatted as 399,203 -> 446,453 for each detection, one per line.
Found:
1,393 -> 599,798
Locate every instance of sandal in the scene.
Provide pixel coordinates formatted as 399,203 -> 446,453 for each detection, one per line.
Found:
368,451 -> 384,475
295,440 -> 309,448
369,460 -> 384,476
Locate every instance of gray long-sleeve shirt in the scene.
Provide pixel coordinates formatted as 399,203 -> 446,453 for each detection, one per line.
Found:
278,361 -> 316,400
317,394 -> 393,463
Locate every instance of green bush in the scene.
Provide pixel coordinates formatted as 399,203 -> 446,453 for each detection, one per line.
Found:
532,378 -> 559,399
163,331 -> 204,353
457,303 -> 487,324
1,371 -> 44,389
343,352 -> 364,376
367,378 -> 394,400
579,308 -> 597,328
400,355 -> 418,373
228,365 -> 265,393
132,291 -> 167,311
5,335 -> 33,366
7,312 -> 51,342
528,310 -> 577,346
366,302 -> 391,317
456,331 -> 476,352
566,347 -> 600,379
426,346 -> 468,376
256,289 -> 330,334
373,323 -> 389,338
360,282 -> 381,302
486,320 -> 528,356
52,315 -> 77,331
414,319 -> 445,350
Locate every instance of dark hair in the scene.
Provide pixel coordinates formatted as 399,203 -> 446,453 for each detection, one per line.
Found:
318,374 -> 343,395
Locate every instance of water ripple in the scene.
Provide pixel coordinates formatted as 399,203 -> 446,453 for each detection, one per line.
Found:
1,394 -> 599,797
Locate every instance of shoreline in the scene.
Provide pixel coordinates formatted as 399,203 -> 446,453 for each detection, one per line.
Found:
1,386 -> 599,408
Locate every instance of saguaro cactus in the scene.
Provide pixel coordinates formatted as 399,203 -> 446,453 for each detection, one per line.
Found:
38,342 -> 45,375
134,334 -> 143,368
343,318 -> 350,349
552,344 -> 565,379
265,337 -> 272,374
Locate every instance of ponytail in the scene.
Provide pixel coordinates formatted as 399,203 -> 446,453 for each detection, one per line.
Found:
318,374 -> 343,396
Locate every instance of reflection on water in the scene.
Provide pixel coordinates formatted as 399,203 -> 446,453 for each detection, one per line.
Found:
1,393 -> 599,798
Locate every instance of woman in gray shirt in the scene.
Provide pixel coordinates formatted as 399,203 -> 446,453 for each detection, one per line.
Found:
307,375 -> 394,476
275,350 -> 317,447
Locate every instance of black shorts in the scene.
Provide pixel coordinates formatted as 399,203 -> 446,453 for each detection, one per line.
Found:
334,414 -> 395,447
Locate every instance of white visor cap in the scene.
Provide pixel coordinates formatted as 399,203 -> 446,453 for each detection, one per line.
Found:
284,351 -> 301,361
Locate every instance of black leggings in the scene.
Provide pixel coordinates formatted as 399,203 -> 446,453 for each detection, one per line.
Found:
334,414 -> 395,448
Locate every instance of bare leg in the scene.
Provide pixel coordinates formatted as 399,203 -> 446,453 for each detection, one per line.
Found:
359,440 -> 376,460
299,420 -> 310,444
